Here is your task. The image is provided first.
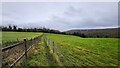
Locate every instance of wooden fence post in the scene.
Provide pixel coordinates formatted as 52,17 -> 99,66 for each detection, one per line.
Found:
53,42 -> 54,53
24,39 -> 27,60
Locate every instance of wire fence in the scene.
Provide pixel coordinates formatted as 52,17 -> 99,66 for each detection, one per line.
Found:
43,35 -> 63,66
2,34 -> 43,68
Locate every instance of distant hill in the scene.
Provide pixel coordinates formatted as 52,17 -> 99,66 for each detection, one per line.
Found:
65,28 -> 120,38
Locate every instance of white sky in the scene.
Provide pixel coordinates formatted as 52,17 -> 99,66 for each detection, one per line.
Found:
2,2 -> 118,31
1,0 -> 119,2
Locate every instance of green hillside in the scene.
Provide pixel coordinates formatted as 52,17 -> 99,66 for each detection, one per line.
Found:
26,33 -> 119,66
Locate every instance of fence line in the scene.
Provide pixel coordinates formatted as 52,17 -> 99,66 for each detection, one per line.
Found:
43,35 -> 63,66
2,42 -> 24,52
2,34 -> 43,68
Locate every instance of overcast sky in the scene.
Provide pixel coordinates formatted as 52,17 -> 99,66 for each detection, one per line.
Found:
2,2 -> 118,31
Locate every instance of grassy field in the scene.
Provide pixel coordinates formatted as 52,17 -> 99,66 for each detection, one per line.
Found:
2,31 -> 42,47
2,32 -> 119,66
26,33 -> 119,66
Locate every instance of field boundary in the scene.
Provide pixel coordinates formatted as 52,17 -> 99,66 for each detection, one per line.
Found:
43,35 -> 63,66
2,34 -> 43,68
2,41 -> 24,52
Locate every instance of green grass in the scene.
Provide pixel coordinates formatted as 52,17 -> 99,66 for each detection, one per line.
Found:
26,37 -> 59,67
26,39 -> 50,66
2,31 -> 42,47
44,33 -> 119,66
2,32 -> 119,66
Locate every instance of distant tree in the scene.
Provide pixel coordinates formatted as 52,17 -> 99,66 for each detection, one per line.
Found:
97,35 -> 99,38
105,35 -> 108,38
13,25 -> 17,31
81,34 -> 86,38
18,28 -> 23,32
73,32 -> 80,36
2,26 -> 8,31
9,25 -> 12,30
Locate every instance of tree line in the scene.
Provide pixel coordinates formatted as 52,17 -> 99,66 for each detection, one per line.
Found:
1,25 -> 119,38
1,25 -> 87,38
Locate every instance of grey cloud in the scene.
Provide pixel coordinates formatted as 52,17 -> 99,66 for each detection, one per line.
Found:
2,2 -> 118,31
64,6 -> 83,17
49,3 -> 118,31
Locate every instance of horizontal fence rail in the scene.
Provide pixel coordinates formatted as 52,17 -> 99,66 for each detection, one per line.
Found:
2,42 -> 24,52
2,34 -> 43,68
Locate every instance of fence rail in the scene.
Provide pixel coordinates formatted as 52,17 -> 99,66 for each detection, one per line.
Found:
2,34 -> 43,68
2,42 -> 24,52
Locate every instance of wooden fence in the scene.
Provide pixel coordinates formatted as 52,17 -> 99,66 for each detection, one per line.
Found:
2,34 -> 43,68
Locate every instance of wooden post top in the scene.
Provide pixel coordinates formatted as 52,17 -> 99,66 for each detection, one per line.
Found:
24,39 -> 26,41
